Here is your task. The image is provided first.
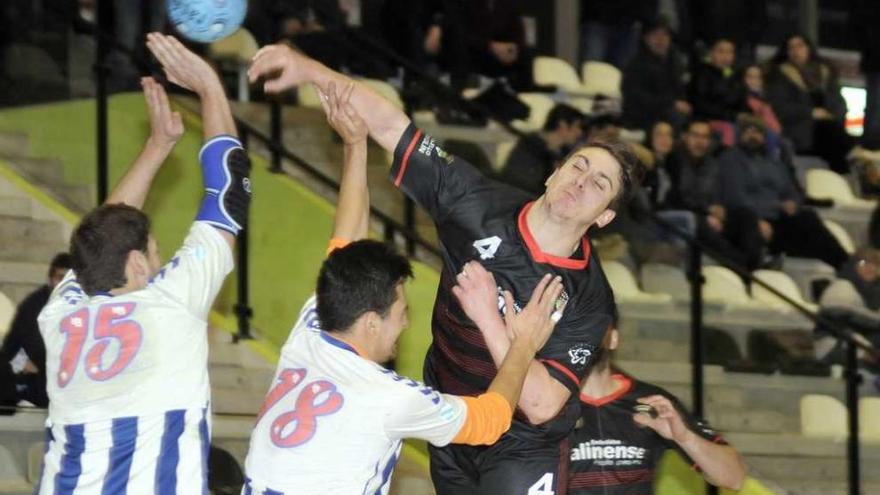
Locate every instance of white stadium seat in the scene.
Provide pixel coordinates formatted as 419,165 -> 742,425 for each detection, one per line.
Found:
751,269 -> 818,312
603,261 -> 672,303
800,394 -> 847,439
580,61 -> 622,98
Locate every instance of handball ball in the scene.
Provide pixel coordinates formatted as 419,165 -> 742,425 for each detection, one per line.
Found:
167,0 -> 248,44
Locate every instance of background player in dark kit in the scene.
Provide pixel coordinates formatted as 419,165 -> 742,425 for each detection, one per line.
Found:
249,44 -> 642,495
569,314 -> 746,494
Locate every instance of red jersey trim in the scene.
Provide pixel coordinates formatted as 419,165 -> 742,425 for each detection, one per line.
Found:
540,359 -> 580,386
579,374 -> 633,407
517,202 -> 591,270
393,129 -> 423,187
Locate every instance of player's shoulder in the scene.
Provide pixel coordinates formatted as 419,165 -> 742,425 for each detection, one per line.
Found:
374,368 -> 442,401
626,377 -> 677,403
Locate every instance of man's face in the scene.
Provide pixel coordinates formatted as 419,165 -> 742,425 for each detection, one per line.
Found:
710,40 -> 735,70
787,36 -> 810,66
739,126 -> 766,151
651,122 -> 674,156
48,267 -> 68,289
683,123 -> 712,159
644,28 -> 671,57
560,120 -> 584,147
375,284 -> 409,363
543,147 -> 622,227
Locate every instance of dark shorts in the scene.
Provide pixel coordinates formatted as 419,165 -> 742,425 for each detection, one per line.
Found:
429,434 -> 570,495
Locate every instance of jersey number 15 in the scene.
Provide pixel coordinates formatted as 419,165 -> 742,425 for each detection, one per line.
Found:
57,303 -> 143,387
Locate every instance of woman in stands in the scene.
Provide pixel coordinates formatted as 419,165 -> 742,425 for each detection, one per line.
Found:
765,33 -> 864,175
688,37 -> 749,147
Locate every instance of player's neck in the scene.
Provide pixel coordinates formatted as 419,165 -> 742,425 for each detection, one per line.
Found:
580,364 -> 621,399
527,198 -> 587,258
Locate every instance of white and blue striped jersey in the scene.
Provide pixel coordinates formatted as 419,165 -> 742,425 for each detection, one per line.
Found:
242,295 -> 469,495
36,222 -> 233,494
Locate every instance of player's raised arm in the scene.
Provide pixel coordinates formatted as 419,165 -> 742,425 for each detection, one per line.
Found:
105,77 -> 184,209
248,44 -> 409,152
319,82 -> 370,243
445,261 -> 563,444
146,33 -> 250,248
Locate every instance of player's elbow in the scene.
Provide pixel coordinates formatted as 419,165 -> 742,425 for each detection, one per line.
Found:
521,398 -> 565,425
707,453 -> 747,491
451,392 -> 513,446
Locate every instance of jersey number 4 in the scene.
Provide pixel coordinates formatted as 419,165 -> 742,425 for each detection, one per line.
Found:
57,303 -> 143,387
257,368 -> 345,448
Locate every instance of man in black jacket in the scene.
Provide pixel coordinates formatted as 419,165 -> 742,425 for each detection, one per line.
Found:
0,252 -> 71,408
621,19 -> 690,131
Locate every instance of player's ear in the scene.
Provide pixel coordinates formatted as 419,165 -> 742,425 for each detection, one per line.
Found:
364,311 -> 381,338
609,328 -> 620,351
594,208 -> 616,228
124,250 -> 149,287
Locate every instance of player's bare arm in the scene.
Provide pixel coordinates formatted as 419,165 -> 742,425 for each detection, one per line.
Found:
634,395 -> 747,491
453,262 -> 573,424
320,82 -> 370,242
453,261 -> 563,412
105,77 -> 183,209
248,44 -> 408,151
147,32 -> 250,248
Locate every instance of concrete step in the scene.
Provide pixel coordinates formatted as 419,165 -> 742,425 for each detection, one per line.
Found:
0,156 -> 65,187
0,196 -> 31,218
770,479 -> 880,495
746,454 -> 880,482
616,338 -> 689,362
0,260 -> 48,286
0,157 -> 94,213
0,132 -> 29,157
708,408 -> 798,434
211,387 -> 265,416
0,215 -> 64,245
0,283 -> 41,305
209,363 -> 274,391
0,241 -> 66,264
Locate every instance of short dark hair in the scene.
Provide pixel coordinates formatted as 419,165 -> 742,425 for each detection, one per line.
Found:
49,252 -> 72,276
69,204 -> 150,295
684,118 -> 711,133
570,139 -> 643,211
316,240 -> 414,333
543,104 -> 585,132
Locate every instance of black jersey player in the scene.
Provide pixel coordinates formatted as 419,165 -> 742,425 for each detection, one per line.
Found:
249,45 -> 642,495
570,317 -> 746,494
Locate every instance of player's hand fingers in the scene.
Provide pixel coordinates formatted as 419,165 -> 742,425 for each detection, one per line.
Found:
451,285 -> 465,304
539,276 -> 563,313
342,81 -> 356,106
249,52 -> 284,83
170,111 -> 183,133
502,290 -> 515,321
527,274 -> 552,307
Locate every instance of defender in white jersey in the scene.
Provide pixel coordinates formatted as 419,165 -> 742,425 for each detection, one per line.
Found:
243,85 -> 566,494
36,34 -> 251,494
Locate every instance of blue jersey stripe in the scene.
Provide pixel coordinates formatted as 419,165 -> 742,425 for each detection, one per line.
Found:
155,409 -> 186,494
102,416 -> 138,495
242,478 -> 253,495
199,408 -> 210,495
263,489 -> 284,495
54,424 -> 85,495
373,450 -> 400,495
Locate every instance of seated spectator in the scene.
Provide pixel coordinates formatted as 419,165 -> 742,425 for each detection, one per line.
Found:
500,104 -> 585,195
621,19 -> 690,131
718,115 -> 849,269
0,253 -> 71,408
742,64 -> 782,134
688,38 -> 748,146
836,248 -> 880,311
666,120 -> 766,270
579,0 -> 656,69
643,120 -> 675,206
765,33 -> 861,175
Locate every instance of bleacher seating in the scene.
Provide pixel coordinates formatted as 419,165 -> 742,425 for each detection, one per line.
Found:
512,92 -> 555,132
800,394 -> 848,439
602,260 -> 673,304
822,219 -> 856,254
806,168 -> 875,210
751,269 -> 819,313
860,397 -> 880,442
580,61 -> 622,99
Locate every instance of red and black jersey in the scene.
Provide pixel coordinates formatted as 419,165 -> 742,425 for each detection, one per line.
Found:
568,375 -> 727,494
390,124 -> 616,444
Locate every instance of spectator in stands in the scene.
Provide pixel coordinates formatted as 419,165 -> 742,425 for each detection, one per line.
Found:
765,34 -> 859,175
500,104 -> 585,196
620,18 -> 690,132
742,64 -> 782,135
690,0 -> 766,65
272,0 -> 348,70
718,114 -> 849,269
579,0 -> 656,69
643,121 -> 675,207
688,38 -> 749,147
835,248 -> 880,311
666,120 -> 766,271
568,313 -> 747,494
0,253 -> 71,408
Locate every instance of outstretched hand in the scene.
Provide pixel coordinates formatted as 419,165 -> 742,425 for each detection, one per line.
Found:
633,395 -> 691,443
503,274 -> 565,353
248,44 -> 314,94
452,261 -> 504,332
146,32 -> 219,95
317,82 -> 367,146
141,77 -> 183,149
